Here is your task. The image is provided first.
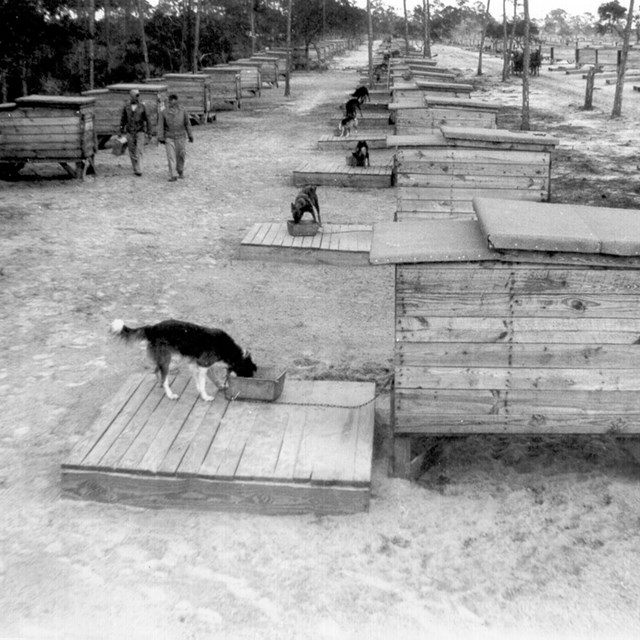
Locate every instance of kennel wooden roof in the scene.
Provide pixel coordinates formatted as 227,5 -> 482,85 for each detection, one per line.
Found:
474,197 -> 640,256
370,199 -> 640,266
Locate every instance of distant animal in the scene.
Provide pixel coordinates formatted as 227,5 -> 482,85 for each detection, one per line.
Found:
344,97 -> 362,119
110,319 -> 257,402
351,86 -> 370,104
291,185 -> 321,225
338,114 -> 358,137
373,63 -> 388,82
351,140 -> 370,167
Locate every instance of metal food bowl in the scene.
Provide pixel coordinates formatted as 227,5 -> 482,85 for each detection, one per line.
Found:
287,220 -> 320,237
225,367 -> 286,402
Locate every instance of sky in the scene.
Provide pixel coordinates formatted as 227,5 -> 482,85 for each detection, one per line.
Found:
352,1 -> 604,21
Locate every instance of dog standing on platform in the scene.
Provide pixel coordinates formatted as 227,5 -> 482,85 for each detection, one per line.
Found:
351,140 -> 370,167
110,319 -> 257,401
291,185 -> 321,226
338,114 -> 358,137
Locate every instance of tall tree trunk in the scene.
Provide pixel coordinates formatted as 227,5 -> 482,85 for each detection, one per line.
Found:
367,0 -> 374,86
423,0 -> 431,58
192,0 -> 200,72
180,0 -> 189,71
477,0 -> 490,75
0,71 -> 7,103
136,0 -> 150,79
502,0 -> 509,80
88,0 -> 95,89
249,0 -> 256,55
285,0 -> 292,97
521,0 -> 530,130
105,0 -> 112,78
76,0 -> 86,86
367,0 -> 374,82
403,0 -> 409,56
612,0 -> 635,117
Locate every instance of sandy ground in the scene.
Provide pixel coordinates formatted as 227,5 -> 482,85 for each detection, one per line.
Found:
1,43 -> 640,640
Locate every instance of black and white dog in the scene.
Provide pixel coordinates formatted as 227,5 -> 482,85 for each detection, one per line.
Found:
352,140 -> 370,167
291,185 -> 321,225
351,86 -> 370,104
344,97 -> 363,119
111,319 -> 257,401
338,115 -> 358,137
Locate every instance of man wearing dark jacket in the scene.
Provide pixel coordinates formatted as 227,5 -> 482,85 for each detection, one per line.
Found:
157,93 -> 194,182
120,89 -> 149,176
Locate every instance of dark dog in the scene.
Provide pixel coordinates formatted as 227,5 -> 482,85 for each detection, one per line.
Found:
351,86 -> 370,104
111,319 -> 256,401
344,97 -> 362,119
291,185 -> 321,225
351,140 -> 370,167
338,115 -> 358,137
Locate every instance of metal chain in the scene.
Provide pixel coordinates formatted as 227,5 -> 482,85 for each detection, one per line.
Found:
226,373 -> 394,408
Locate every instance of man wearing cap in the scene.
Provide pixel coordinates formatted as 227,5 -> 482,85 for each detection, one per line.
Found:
157,93 -> 194,182
120,89 -> 149,176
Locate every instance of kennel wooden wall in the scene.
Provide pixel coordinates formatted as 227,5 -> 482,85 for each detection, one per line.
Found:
393,126 -> 559,221
0,95 -> 97,179
161,74 -> 214,124
369,199 -> 640,478
201,68 -> 242,110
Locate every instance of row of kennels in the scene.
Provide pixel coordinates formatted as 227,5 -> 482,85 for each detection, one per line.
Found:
370,197 -> 640,478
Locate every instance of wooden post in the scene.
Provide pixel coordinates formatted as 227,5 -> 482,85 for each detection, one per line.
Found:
285,0 -> 292,97
575,42 -> 580,69
584,67 -> 595,111
612,0 -> 635,118
367,0 -> 374,88
550,46 -> 554,62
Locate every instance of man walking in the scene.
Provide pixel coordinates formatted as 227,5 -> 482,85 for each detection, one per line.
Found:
119,89 -> 149,176
157,93 -> 194,182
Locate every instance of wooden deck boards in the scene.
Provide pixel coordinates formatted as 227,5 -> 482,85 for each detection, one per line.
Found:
62,374 -> 376,514
318,134 -> 388,150
293,160 -> 394,188
239,222 -> 373,265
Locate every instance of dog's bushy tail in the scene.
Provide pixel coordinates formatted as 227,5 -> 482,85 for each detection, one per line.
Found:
110,319 -> 148,343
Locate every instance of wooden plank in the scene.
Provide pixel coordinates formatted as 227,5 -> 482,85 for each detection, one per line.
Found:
272,406 -> 307,480
197,402 -> 256,478
396,316 -> 640,344
138,385 -> 205,474
101,379 -> 177,471
396,147 -> 549,165
398,292 -> 640,319
396,264 -> 640,294
61,469 -> 369,515
353,400 -> 376,484
396,186 -> 547,202
117,376 -> 193,471
397,160 -> 548,176
78,376 -> 158,469
396,365 -> 640,391
394,413 -> 640,435
172,392 -> 229,475
394,388 -> 640,417
63,375 -> 146,468
396,341 -> 640,369
234,405 -> 289,480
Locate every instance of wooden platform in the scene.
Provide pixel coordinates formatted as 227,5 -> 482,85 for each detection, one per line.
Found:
239,222 -> 373,265
318,134 -> 388,150
330,113 -> 392,130
293,161 -> 394,188
61,374 -> 375,515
